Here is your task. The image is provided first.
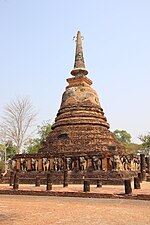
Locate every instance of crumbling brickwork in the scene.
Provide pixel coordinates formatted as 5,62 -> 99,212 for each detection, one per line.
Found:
39,35 -> 124,156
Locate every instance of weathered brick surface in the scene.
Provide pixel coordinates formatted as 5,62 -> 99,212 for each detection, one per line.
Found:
38,32 -> 125,156
1,170 -> 138,186
40,75 -> 124,156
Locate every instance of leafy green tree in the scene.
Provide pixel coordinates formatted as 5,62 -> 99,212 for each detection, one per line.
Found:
0,161 -> 5,173
0,144 -> 6,173
6,141 -> 17,159
113,129 -> 142,154
25,121 -> 52,154
125,143 -> 142,154
25,138 -> 41,154
0,142 -> 17,160
0,142 -> 17,172
0,144 -> 5,161
138,133 -> 150,155
37,121 -> 52,143
113,130 -> 131,145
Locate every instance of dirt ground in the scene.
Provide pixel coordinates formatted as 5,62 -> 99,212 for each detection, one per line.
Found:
0,195 -> 150,225
0,182 -> 150,225
0,181 -> 150,195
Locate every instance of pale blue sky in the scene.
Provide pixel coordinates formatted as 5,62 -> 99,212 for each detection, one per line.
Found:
0,0 -> 150,143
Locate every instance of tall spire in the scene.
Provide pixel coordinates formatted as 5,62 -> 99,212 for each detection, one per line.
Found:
71,31 -> 88,76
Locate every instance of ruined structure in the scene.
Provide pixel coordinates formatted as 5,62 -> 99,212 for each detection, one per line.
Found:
39,31 -> 124,157
6,31 -> 142,184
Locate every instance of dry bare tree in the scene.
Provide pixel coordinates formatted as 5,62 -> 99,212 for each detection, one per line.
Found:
0,97 -> 37,154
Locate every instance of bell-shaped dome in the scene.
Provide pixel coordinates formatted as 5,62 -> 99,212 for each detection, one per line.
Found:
61,85 -> 101,109
52,75 -> 109,130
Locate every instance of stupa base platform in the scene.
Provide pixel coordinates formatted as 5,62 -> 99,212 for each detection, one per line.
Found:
1,170 -> 138,186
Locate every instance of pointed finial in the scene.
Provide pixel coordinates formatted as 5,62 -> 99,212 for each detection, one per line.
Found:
71,31 -> 88,76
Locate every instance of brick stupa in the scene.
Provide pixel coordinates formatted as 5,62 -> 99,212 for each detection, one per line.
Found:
39,31 -> 124,157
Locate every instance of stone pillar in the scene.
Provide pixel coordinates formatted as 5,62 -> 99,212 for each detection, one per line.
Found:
26,158 -> 32,171
142,171 -> 146,181
46,172 -> 52,191
10,171 -> 14,186
38,158 -> 43,171
134,177 -> 141,189
35,176 -> 40,187
83,180 -> 90,192
138,172 -> 143,183
124,179 -> 132,195
97,179 -> 102,188
16,158 -> 21,171
102,158 -> 107,171
63,169 -> 68,187
140,154 -> 146,180
13,172 -> 19,190
145,156 -> 150,174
